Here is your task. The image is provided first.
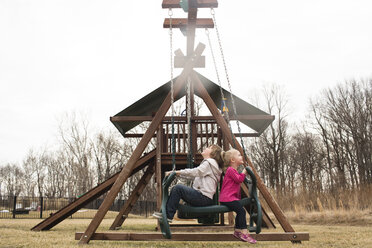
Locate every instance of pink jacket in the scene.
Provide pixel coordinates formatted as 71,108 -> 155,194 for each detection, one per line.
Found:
219,167 -> 245,202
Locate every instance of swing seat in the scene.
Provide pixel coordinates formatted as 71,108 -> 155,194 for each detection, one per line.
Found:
158,166 -> 262,239
178,197 -> 252,214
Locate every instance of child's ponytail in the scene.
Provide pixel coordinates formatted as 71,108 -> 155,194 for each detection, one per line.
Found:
209,144 -> 224,169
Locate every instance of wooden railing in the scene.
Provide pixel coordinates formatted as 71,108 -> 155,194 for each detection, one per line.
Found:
162,120 -> 221,154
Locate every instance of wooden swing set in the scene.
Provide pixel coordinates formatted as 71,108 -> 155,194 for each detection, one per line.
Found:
32,0 -> 309,244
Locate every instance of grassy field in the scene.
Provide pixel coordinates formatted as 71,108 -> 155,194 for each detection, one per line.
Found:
1,213 -> 372,248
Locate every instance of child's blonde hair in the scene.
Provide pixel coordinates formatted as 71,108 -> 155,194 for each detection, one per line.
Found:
208,144 -> 224,169
221,148 -> 240,167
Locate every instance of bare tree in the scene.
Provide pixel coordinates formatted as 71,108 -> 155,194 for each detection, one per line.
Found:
22,150 -> 38,197
58,112 -> 93,196
1,163 -> 24,197
310,79 -> 372,189
91,130 -> 125,184
249,83 -> 290,195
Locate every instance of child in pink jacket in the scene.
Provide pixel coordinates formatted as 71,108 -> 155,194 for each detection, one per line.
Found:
220,148 -> 257,244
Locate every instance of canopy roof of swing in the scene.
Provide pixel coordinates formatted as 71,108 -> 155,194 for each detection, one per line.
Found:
111,72 -> 274,137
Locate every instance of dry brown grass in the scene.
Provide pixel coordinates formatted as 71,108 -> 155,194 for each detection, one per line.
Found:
1,212 -> 372,248
267,185 -> 372,213
283,209 -> 372,226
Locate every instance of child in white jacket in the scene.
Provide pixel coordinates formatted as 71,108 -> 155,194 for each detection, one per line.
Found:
153,145 -> 223,221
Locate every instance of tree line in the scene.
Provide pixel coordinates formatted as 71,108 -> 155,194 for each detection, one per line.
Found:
1,79 -> 371,211
249,79 -> 371,210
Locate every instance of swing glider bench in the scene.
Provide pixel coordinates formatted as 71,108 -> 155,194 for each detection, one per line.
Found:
158,166 -> 262,239
75,166 -> 308,242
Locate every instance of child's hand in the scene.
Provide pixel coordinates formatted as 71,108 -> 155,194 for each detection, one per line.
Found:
165,171 -> 171,177
242,168 -> 248,175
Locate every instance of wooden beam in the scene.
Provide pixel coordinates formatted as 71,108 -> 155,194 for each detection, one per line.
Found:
192,72 -> 297,233
155,126 -> 163,232
186,7 -> 197,56
161,153 -> 203,165
175,55 -> 205,68
123,133 -> 259,138
111,115 -> 274,122
109,164 -> 155,230
78,43 -> 206,244
162,0 -> 218,9
31,150 -> 156,231
76,232 -> 309,241
163,18 -> 214,29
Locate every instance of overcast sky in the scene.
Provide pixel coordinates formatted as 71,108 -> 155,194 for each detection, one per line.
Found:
1,0 -> 371,164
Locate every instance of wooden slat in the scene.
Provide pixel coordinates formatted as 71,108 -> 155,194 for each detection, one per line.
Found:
31,150 -> 156,231
177,123 -> 181,152
109,164 -> 155,230
78,43 -> 206,244
175,56 -> 205,68
182,123 -> 186,153
161,153 -> 203,165
75,232 -> 309,241
192,72 -> 297,233
163,18 -> 214,28
162,0 -> 218,9
166,123 -> 169,152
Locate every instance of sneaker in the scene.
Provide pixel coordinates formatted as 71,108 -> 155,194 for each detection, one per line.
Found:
240,233 -> 257,244
233,230 -> 241,240
152,212 -> 162,219
152,212 -> 172,223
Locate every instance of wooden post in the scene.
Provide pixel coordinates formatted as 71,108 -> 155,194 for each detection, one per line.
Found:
39,196 -> 43,219
186,5 -> 197,56
156,126 -> 163,230
12,196 -> 16,219
156,126 -> 163,212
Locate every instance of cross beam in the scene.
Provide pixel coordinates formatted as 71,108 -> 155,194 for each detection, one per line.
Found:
76,232 -> 309,242
162,0 -> 218,9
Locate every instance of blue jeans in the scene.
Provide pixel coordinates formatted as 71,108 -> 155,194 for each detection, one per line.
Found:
220,200 -> 247,229
166,184 -> 214,219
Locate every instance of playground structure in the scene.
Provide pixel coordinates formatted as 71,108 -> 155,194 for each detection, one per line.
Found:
32,0 -> 309,244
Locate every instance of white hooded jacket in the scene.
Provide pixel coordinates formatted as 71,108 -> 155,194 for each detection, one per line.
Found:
178,158 -> 222,199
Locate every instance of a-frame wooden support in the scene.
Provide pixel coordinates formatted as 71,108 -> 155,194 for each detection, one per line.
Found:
109,163 -> 155,230
78,43 -> 206,244
31,150 -> 155,231
191,72 -> 300,235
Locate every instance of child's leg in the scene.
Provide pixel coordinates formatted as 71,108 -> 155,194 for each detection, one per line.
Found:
220,201 -> 247,230
220,201 -> 256,243
166,184 -> 213,219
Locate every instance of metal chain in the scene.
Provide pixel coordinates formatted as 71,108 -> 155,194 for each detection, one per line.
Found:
210,8 -> 248,160
169,8 -> 175,117
186,77 -> 193,169
169,9 -> 176,171
205,28 -> 235,146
